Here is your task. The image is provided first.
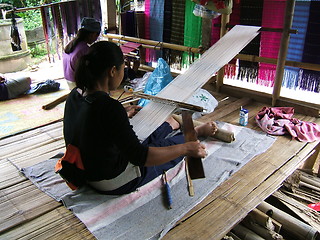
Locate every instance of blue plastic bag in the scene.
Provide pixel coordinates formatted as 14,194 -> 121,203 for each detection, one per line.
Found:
138,58 -> 173,107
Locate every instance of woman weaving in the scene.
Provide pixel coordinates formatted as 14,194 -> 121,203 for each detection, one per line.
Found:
62,41 -> 217,195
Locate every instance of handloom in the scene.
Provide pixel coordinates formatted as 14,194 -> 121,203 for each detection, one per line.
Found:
130,25 -> 261,141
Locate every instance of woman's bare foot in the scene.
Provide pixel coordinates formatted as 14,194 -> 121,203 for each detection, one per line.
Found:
195,122 -> 218,138
166,116 -> 180,130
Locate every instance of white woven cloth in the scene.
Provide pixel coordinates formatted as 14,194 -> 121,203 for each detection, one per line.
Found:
130,25 -> 261,141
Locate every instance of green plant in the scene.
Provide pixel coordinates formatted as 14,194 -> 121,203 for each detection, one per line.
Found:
17,9 -> 42,30
30,42 -> 47,58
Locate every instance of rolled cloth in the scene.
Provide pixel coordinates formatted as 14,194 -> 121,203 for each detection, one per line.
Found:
172,114 -> 235,143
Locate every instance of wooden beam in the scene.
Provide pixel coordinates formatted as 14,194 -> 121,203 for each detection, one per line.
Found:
272,0 -> 296,106
235,54 -> 320,72
100,0 -> 117,33
103,33 -> 201,54
219,84 -> 320,117
215,24 -> 298,34
7,1 -> 76,13
216,14 -> 230,91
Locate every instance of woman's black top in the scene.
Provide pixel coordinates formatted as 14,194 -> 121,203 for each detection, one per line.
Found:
63,88 -> 148,181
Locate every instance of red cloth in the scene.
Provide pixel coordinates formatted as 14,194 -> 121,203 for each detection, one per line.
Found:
255,107 -> 320,142
120,42 -> 141,54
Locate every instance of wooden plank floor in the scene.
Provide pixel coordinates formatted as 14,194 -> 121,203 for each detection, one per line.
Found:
0,92 -> 319,240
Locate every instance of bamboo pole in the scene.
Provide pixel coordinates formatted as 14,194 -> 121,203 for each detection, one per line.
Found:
216,14 -> 230,92
109,38 -> 161,51
232,224 -> 265,240
103,33 -> 201,54
257,201 -> 318,240
106,34 -> 320,72
42,93 -> 69,110
248,208 -> 282,233
216,24 -> 298,34
7,0 -> 76,13
272,0 -> 296,106
235,54 -> 320,72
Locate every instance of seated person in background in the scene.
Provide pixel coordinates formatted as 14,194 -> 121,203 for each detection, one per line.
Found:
63,41 -> 217,195
63,17 -> 101,90
0,73 -> 31,101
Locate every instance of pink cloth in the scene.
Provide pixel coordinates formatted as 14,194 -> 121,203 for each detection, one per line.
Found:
258,0 -> 286,87
255,107 -> 320,142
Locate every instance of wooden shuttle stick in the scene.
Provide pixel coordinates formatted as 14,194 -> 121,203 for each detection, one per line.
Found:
42,93 -> 69,110
133,92 -> 204,112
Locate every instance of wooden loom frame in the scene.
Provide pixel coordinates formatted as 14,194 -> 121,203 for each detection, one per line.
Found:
103,0 -> 319,117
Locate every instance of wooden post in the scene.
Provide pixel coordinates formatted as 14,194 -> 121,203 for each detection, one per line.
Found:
272,0 -> 296,106
100,0 -> 117,33
216,14 -> 230,92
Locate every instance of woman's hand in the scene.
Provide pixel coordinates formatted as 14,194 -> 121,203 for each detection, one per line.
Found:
185,140 -> 207,158
0,74 -> 6,83
126,105 -> 142,118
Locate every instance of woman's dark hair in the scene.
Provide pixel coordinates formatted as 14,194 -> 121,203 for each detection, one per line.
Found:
64,29 -> 93,54
75,41 -> 124,92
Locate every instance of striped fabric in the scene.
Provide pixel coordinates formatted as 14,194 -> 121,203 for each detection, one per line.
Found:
299,1 -> 320,93
237,0 -> 263,82
283,1 -> 310,89
169,0 -> 186,69
258,0 -> 286,87
182,1 -> 202,68
144,0 -> 165,63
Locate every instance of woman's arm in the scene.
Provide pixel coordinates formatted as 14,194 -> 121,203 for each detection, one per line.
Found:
144,141 -> 207,166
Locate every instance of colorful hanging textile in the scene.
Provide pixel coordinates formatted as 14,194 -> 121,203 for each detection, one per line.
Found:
162,0 -> 173,63
144,0 -> 151,62
40,6 -> 54,63
77,0 -> 101,21
299,1 -> 320,93
182,1 -> 202,68
258,0 -> 286,87
210,1 -> 240,78
60,1 -> 79,38
283,1 -> 310,90
236,0 -> 263,82
222,0 -> 240,79
121,11 -> 137,37
169,0 -> 186,69
145,0 -> 165,62
51,5 -> 64,59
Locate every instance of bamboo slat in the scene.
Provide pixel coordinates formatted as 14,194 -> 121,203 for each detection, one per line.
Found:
0,91 -> 319,240
0,120 -> 63,149
0,206 -> 94,240
0,181 -> 61,232
163,104 -> 320,239
164,138 -> 319,239
3,140 -> 64,169
0,159 -> 26,189
273,190 -> 320,232
198,97 -> 252,122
